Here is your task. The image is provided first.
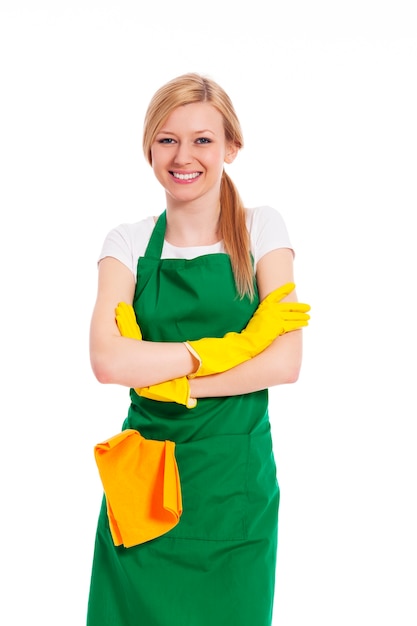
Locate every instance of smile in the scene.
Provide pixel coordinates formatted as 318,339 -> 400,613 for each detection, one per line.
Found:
171,172 -> 201,181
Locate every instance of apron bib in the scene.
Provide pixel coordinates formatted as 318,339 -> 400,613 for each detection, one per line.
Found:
87,212 -> 280,626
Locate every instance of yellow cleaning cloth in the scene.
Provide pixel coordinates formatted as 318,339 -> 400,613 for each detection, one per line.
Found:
94,429 -> 182,548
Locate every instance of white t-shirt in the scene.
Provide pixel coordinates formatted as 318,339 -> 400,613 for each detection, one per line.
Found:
98,205 -> 293,280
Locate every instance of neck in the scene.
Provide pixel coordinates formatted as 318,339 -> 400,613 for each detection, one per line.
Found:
164,204 -> 221,247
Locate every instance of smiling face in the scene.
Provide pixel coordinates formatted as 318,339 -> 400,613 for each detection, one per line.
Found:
150,102 -> 238,210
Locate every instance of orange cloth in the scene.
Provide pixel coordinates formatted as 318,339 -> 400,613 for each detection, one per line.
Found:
94,429 -> 182,548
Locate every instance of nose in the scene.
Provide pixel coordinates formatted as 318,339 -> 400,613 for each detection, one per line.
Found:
173,141 -> 192,166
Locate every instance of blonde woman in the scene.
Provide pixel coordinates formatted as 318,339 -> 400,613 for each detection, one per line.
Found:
87,73 -> 310,626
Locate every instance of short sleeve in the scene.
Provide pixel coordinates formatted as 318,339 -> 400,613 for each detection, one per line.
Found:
98,217 -> 155,278
246,206 -> 294,269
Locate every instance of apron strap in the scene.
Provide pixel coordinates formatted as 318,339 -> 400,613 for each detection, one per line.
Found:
144,210 -> 166,259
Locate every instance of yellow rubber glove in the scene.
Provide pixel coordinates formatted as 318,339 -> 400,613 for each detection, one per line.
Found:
185,282 -> 310,378
115,301 -> 143,340
115,282 -> 310,406
115,302 -> 197,408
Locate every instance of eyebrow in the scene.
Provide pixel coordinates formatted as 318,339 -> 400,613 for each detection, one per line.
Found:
194,129 -> 216,135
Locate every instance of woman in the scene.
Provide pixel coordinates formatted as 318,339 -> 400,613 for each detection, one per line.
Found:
87,72 -> 310,626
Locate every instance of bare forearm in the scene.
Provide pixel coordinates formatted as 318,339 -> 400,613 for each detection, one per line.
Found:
89,258 -> 198,389
90,335 -> 197,389
189,330 -> 303,398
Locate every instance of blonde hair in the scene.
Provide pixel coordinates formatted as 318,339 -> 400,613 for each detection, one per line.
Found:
142,73 -> 254,299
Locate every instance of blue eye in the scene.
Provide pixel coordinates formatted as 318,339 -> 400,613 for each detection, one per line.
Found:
158,138 -> 175,144
196,137 -> 211,144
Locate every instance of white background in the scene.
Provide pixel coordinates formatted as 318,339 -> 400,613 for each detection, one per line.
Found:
1,1 -> 416,624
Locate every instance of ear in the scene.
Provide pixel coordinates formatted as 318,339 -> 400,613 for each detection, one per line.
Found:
224,143 -> 239,164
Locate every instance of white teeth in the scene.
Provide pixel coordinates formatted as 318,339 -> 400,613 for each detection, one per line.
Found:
172,172 -> 200,180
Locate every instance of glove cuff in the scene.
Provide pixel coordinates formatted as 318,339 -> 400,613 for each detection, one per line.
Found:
183,342 -> 202,378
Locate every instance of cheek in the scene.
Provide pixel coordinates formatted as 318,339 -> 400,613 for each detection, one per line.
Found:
150,151 -> 165,182
207,148 -> 227,170
150,144 -> 166,166
150,153 -> 169,179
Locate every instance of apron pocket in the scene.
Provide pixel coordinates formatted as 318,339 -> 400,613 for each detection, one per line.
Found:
166,434 -> 249,541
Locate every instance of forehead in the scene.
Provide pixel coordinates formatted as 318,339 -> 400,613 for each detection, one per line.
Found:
160,102 -> 225,134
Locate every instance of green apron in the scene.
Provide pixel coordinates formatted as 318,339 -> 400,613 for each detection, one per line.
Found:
87,212 -> 280,626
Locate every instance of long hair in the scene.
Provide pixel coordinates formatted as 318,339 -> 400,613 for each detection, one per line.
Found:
142,73 -> 254,299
